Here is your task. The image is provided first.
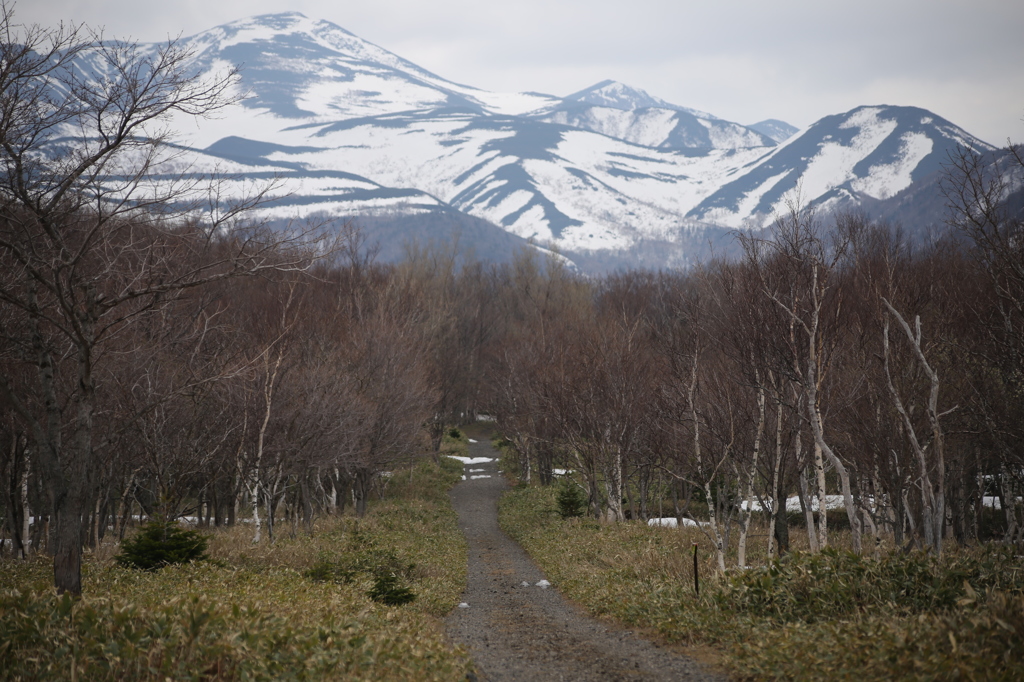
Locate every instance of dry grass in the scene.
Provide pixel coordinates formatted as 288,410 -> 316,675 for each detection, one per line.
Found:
0,457 -> 471,681
499,482 -> 1024,681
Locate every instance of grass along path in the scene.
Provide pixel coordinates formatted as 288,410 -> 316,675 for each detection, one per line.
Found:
0,457 -> 472,681
499,482 -> 1024,680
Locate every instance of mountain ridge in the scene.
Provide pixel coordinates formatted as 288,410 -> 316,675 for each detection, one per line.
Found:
68,12 -> 1003,270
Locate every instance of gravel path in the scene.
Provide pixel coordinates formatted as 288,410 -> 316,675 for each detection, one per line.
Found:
445,438 -> 724,681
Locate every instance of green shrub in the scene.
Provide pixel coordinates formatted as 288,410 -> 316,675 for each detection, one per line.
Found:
115,518 -> 209,571
721,545 -> 1024,623
305,548 -> 414,584
447,427 -> 463,440
731,588 -> 1024,680
369,574 -> 417,606
555,480 -> 587,518
304,532 -> 419,606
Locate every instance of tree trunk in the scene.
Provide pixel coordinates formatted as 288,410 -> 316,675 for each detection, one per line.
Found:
796,436 -> 819,553
354,469 -> 370,517
805,339 -> 861,553
882,303 -> 946,555
688,355 -> 726,573
737,381 -> 765,568
300,474 -> 314,533
768,398 -> 787,557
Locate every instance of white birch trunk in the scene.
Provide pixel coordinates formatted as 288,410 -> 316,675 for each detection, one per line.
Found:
737,381 -> 766,568
882,301 -> 947,555
812,439 -> 829,549
767,397 -> 783,559
688,355 -> 726,573
19,460 -> 30,558
804,271 -> 861,553
795,431 -> 819,553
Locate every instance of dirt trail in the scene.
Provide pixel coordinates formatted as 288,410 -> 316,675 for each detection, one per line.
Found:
444,437 -> 723,681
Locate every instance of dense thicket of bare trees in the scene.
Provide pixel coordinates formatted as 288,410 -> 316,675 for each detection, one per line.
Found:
482,183 -> 1024,565
4,151 -> 1023,591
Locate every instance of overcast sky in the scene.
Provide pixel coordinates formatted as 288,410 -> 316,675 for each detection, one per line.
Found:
17,0 -> 1024,145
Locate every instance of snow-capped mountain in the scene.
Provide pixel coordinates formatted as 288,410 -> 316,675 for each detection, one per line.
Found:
528,81 -> 775,151
688,106 -> 993,228
748,119 -> 800,144
161,12 -> 558,147
561,80 -> 713,118
69,12 -> 997,270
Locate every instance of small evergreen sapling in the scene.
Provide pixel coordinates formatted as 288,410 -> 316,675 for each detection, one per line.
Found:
556,480 -> 587,518
115,517 -> 210,571
369,573 -> 417,605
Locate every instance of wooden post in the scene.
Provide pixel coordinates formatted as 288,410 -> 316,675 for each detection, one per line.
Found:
693,542 -> 699,597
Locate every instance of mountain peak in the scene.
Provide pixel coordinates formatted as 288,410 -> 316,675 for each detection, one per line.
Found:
566,80 -> 667,110
248,11 -> 309,25
564,80 -> 714,119
747,119 -> 800,144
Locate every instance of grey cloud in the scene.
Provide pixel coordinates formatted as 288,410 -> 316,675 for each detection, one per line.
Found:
21,0 -> 1024,144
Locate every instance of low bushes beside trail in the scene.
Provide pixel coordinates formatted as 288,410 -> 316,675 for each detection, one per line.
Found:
500,483 -> 1024,681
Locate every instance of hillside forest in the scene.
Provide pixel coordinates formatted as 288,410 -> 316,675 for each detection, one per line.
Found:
1,5 -> 1023,599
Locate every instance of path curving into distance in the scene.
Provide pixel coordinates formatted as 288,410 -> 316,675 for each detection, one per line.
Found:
444,437 -> 723,682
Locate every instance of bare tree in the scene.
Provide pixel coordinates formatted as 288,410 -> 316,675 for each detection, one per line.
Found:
741,204 -> 862,553
943,143 -> 1024,543
0,5 -> 326,593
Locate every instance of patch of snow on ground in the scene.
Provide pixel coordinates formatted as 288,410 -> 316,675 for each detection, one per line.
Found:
295,73 -> 444,120
470,475 -> 492,479
741,495 -> 846,513
552,107 -> 679,149
984,496 -> 1023,510
468,438 -> 478,443
704,168 -> 792,228
648,518 -> 707,528
498,203 -> 556,243
446,455 -> 495,465
536,579 -> 551,589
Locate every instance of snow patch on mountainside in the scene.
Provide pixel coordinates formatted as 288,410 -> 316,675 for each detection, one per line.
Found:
546,107 -> 680,148
747,119 -> 800,144
472,90 -> 560,116
796,108 -> 899,201
851,132 -> 933,199
536,104 -> 772,151
699,118 -> 773,150
703,170 -> 792,227
564,80 -> 714,119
